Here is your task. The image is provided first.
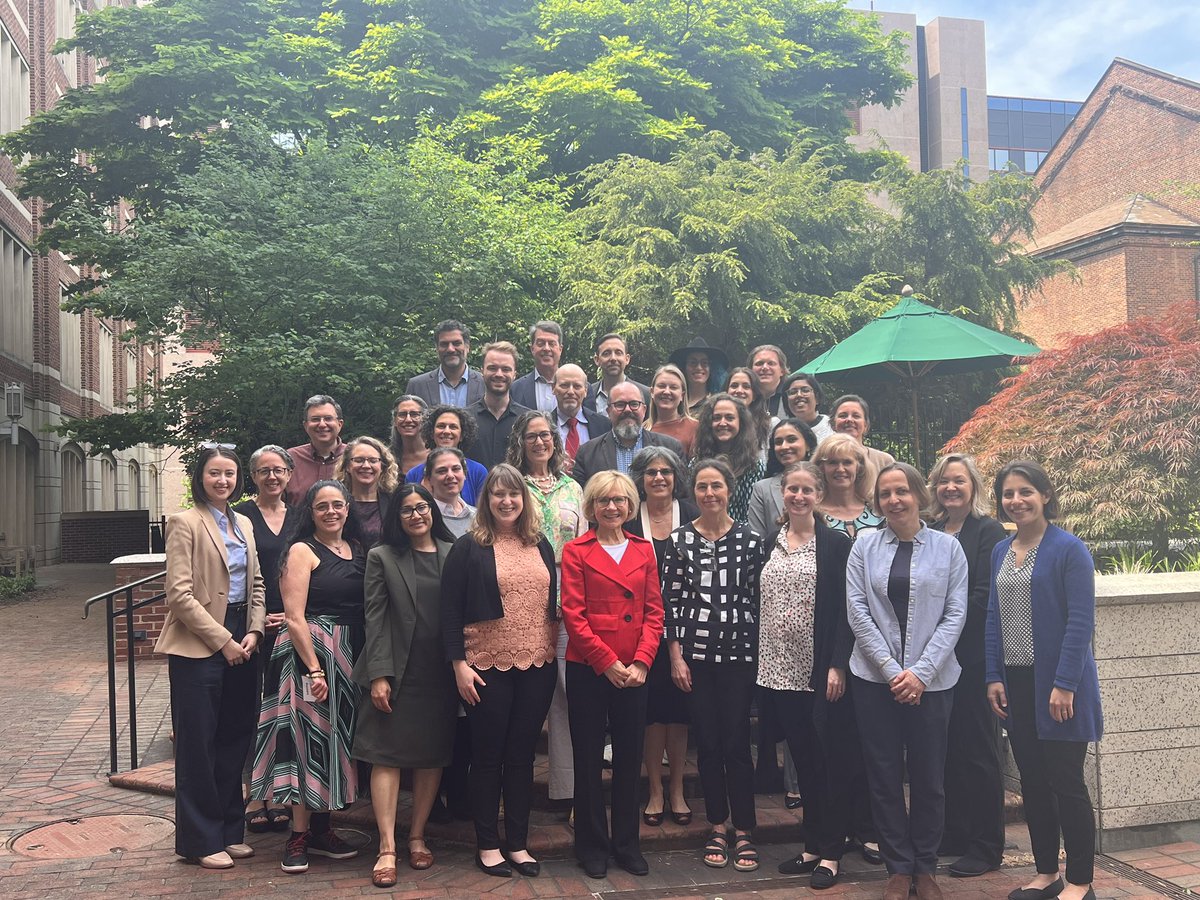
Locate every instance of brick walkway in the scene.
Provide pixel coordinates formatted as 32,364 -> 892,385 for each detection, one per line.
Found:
0,564 -> 1180,898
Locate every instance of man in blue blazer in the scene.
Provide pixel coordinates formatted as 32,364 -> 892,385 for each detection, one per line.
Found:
405,319 -> 484,407
510,320 -> 564,411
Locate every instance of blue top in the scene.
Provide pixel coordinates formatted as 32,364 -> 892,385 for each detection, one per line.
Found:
985,524 -> 1103,743
207,504 -> 248,606
614,430 -> 645,475
437,367 -> 471,407
405,457 -> 488,506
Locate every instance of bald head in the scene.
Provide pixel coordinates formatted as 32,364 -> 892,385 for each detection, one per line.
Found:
553,364 -> 589,418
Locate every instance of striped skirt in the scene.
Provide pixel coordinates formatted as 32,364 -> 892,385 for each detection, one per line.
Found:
249,616 -> 363,810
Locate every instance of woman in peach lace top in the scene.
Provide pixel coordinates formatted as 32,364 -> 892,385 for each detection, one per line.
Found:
441,464 -> 559,879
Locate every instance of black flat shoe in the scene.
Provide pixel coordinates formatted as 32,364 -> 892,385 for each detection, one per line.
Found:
777,853 -> 819,875
476,855 -> 512,878
1007,878 -> 1064,900
504,853 -> 540,877
784,793 -> 803,810
811,864 -> 839,889
615,852 -> 649,876
949,855 -> 1000,878
860,841 -> 883,865
582,858 -> 607,879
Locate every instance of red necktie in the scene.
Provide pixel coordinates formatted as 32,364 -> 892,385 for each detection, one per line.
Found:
565,417 -> 580,459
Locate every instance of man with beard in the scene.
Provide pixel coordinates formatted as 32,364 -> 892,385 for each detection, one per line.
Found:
465,341 -> 531,469
572,382 -> 684,487
584,333 -> 650,415
405,320 -> 483,407
511,321 -> 564,411
284,394 -> 345,504
552,364 -> 610,472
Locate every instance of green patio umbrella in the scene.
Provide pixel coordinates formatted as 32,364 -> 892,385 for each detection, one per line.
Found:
798,293 -> 1041,461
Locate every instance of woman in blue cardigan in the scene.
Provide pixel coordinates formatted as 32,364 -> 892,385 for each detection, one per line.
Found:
985,461 -> 1102,900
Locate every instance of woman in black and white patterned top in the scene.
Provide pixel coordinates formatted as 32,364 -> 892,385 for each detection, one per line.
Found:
662,458 -> 766,874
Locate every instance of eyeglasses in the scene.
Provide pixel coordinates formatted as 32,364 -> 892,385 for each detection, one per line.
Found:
313,500 -> 348,512
644,467 -> 674,478
306,416 -> 339,424
394,410 -> 422,420
595,496 -> 630,507
254,466 -> 289,477
201,441 -> 236,450
610,400 -> 644,411
523,431 -> 554,443
400,503 -> 432,518
786,386 -> 815,397
349,456 -> 382,466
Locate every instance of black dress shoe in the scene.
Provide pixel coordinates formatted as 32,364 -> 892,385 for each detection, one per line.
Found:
860,841 -> 883,865
777,853 -> 820,875
476,855 -> 512,878
615,852 -> 649,876
811,864 -> 840,889
949,855 -> 1000,877
1007,878 -> 1064,900
508,858 -> 540,877
582,858 -> 607,879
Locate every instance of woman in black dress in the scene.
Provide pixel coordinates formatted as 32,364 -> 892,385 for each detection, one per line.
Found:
335,435 -> 397,547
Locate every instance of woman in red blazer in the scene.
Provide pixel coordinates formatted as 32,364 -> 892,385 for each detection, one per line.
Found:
561,471 -> 664,880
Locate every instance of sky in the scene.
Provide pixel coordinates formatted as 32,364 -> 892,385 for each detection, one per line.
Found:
849,0 -> 1200,101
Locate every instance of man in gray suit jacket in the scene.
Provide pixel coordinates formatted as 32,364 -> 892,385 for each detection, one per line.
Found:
573,382 -> 684,487
405,319 -> 484,407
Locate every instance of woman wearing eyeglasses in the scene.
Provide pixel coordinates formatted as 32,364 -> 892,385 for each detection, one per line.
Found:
781,373 -> 834,443
389,394 -> 430,476
403,404 -> 489,504
335,436 -> 397,547
352,484 -> 459,885
251,480 -> 366,875
506,411 -> 586,824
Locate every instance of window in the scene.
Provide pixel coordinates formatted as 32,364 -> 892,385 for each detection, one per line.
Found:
100,456 -> 116,510
60,291 -> 82,389
56,0 -> 83,88
0,226 -> 34,362
125,347 -> 137,408
98,323 -> 115,408
61,444 -> 86,513
960,87 -> 970,178
127,460 -> 142,510
0,21 -> 30,137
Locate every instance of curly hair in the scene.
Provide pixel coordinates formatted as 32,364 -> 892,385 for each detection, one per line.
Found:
505,410 -> 567,478
628,446 -> 689,499
693,393 -> 760,478
335,435 -> 399,494
419,404 -> 478,452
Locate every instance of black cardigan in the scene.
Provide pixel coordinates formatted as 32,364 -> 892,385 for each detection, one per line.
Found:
763,520 -> 853,693
440,533 -> 559,661
931,513 -> 1007,668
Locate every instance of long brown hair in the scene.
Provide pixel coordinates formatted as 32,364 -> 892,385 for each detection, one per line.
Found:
470,463 -> 544,546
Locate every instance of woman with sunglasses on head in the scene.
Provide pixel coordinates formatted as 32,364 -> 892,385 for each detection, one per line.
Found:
442,464 -> 560,878
335,435 -> 397,547
159,444 -> 265,870
352,484 -> 459,886
251,480 -> 366,875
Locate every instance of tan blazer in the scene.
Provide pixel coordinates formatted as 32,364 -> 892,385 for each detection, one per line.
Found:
155,505 -> 267,658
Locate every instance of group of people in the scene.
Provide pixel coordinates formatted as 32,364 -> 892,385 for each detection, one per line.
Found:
157,319 -> 1102,900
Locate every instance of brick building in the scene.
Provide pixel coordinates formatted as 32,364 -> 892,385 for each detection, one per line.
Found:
1,0 -> 164,566
1019,60 -> 1200,347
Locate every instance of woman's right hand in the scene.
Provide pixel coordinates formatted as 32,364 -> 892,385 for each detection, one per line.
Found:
987,681 -> 1008,719
604,661 -> 630,688
454,660 -> 486,706
826,667 -> 846,702
370,677 -> 393,713
307,674 -> 329,703
220,638 -> 251,666
670,655 -> 692,693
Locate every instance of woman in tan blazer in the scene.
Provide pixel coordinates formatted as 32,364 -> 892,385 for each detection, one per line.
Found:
156,445 -> 265,869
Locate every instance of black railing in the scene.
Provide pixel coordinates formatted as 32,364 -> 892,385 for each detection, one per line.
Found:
82,570 -> 167,775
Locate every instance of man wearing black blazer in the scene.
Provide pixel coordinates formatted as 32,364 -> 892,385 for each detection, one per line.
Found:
405,319 -> 484,407
573,383 -> 684,487
583,333 -> 651,415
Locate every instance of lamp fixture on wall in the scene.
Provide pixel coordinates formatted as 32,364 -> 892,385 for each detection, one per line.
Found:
5,382 -> 24,446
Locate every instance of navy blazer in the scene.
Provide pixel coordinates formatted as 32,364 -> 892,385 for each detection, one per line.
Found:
510,370 -> 550,410
405,366 -> 485,406
985,524 -> 1103,742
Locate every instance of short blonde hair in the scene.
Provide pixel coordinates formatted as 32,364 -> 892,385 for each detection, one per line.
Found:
811,433 -> 874,504
335,435 -> 399,493
581,471 -> 640,523
927,453 -> 991,521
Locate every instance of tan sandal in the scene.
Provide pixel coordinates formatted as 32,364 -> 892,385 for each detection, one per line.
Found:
372,851 -> 398,888
408,837 -> 434,870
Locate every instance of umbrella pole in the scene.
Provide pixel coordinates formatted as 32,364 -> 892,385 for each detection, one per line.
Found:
910,381 -> 922,467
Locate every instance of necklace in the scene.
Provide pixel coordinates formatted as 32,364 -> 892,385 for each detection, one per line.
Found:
317,537 -> 347,556
530,473 -> 556,491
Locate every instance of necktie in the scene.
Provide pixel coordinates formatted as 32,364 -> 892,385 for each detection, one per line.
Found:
565,417 -> 580,459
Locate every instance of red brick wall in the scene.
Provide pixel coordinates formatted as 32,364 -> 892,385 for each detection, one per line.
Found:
112,560 -> 166,662
1021,245 -> 1129,348
1125,242 -> 1200,323
61,510 -> 150,563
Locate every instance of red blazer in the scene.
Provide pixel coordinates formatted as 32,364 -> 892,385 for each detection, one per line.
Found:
561,530 -> 664,676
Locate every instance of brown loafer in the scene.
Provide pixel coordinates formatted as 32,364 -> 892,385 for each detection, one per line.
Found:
914,873 -> 944,900
408,839 -> 434,870
372,851 -> 398,888
883,873 -> 912,900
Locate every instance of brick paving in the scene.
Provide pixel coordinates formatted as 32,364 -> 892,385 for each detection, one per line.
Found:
0,564 -> 1180,898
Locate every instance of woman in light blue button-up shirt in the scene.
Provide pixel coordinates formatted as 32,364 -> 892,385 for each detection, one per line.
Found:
846,462 -> 967,899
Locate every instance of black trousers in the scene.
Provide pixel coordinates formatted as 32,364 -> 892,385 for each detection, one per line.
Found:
942,660 -> 1005,865
439,716 -> 472,818
854,676 -> 953,875
688,660 -> 757,831
169,607 -> 259,858
1005,666 -> 1095,885
566,661 -> 648,864
760,688 -> 840,857
813,682 -> 877,854
464,661 -> 557,852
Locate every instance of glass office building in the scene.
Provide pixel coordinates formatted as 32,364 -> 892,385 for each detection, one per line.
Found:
987,96 -> 1082,174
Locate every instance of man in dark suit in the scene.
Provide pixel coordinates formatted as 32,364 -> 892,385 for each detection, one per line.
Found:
584,333 -> 651,415
405,319 -> 484,407
510,320 -> 563,411
573,382 -> 684,487
552,364 -> 610,475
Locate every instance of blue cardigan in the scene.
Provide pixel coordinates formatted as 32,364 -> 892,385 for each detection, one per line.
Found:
985,524 -> 1103,743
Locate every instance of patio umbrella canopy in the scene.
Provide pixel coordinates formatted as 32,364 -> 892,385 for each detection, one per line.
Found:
798,295 -> 1041,461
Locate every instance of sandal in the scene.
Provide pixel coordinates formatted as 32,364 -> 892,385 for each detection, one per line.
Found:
244,805 -> 271,834
408,838 -> 434,870
702,829 -> 729,868
265,806 -> 291,832
733,834 -> 759,872
372,851 -> 398,888
670,806 -> 693,826
642,807 -> 664,827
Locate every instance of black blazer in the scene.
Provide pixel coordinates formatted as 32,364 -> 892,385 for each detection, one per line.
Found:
932,513 -> 1007,667
440,533 -> 559,661
572,429 -> 686,487
763,520 -> 853,693
405,366 -> 485,406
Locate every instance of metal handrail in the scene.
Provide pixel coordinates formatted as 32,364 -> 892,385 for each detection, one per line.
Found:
82,571 -> 168,775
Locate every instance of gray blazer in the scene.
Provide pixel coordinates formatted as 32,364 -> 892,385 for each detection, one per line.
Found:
405,367 -> 484,406
572,429 -> 685,487
747,475 -> 784,536
352,539 -> 453,692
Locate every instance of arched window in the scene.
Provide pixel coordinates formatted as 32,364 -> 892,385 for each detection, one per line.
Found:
100,456 -> 117,510
127,460 -> 142,510
60,443 -> 86,513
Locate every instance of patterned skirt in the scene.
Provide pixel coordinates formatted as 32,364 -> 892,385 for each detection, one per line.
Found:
249,617 -> 363,810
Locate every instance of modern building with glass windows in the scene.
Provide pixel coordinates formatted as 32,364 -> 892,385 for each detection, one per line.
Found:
987,96 -> 1082,174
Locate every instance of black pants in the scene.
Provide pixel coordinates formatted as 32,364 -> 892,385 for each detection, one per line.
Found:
688,660 -> 756,831
1005,666 -> 1095,885
760,688 -> 839,857
813,682 -> 876,854
439,716 -> 472,818
464,661 -> 557,852
566,661 -> 648,864
854,676 -> 953,875
943,660 -> 1005,865
169,607 -> 259,858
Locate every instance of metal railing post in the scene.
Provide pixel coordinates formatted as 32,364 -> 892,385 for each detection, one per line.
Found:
106,594 -> 118,776
125,585 -> 139,770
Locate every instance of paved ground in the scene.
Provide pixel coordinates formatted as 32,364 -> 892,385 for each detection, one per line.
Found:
0,564 -> 1183,898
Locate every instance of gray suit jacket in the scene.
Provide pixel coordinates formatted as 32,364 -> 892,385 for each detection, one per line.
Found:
572,429 -> 685,487
747,475 -> 784,537
405,367 -> 484,406
353,539 -> 453,691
